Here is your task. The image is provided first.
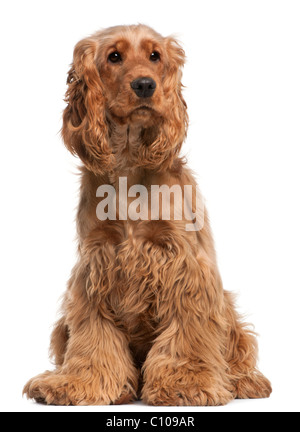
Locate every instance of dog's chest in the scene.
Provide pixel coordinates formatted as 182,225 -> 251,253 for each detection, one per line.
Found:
112,272 -> 159,333
107,241 -> 161,354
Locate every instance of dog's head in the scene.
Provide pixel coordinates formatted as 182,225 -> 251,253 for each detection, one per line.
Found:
62,25 -> 188,174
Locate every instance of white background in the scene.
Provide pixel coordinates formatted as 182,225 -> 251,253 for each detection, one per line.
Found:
1,0 -> 299,412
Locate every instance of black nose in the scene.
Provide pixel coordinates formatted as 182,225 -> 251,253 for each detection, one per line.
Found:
131,77 -> 156,98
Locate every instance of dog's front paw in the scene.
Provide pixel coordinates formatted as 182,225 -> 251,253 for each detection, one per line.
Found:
23,371 -> 101,406
143,384 -> 233,407
142,369 -> 234,406
23,370 -> 136,406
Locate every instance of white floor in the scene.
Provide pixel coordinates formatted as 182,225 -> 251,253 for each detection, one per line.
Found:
3,383 -> 298,413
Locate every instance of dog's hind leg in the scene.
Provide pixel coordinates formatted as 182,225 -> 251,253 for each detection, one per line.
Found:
223,291 -> 272,400
50,316 -> 69,367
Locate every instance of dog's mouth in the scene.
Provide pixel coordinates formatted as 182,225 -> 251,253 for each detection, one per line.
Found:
129,104 -> 164,127
109,102 -> 161,125
133,105 -> 154,114
131,104 -> 162,119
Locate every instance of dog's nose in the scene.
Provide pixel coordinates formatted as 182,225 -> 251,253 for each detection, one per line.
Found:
131,77 -> 156,98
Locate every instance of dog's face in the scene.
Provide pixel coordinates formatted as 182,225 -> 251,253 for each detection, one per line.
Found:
96,26 -> 172,126
62,25 -> 188,173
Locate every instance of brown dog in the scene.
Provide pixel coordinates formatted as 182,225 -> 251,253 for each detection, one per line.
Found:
23,24 -> 271,406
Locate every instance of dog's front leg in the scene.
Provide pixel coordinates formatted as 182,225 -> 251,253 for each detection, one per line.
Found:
139,223 -> 235,406
24,231 -> 138,406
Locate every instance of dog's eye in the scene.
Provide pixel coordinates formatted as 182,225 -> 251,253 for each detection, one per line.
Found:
150,51 -> 160,62
108,52 -> 122,64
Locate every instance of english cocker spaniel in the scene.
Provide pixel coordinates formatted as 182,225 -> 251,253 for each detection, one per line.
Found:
23,24 -> 271,406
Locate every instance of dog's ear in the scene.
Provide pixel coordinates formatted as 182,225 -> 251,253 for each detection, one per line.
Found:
165,37 -> 186,69
160,37 -> 188,161
62,37 -> 114,174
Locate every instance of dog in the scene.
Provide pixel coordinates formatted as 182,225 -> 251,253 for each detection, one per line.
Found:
23,24 -> 272,406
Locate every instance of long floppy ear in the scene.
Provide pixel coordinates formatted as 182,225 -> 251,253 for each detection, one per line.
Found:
62,37 -> 114,174
161,37 -> 189,158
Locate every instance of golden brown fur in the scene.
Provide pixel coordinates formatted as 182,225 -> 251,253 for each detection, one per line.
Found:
23,24 -> 271,406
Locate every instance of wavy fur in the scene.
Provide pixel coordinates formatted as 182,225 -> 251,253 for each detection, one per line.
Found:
23,24 -> 271,406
